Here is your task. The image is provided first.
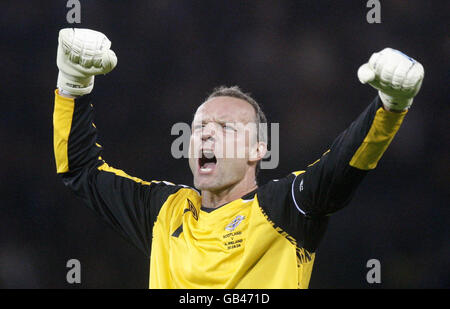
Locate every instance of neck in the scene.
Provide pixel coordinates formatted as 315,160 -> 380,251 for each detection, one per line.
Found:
201,176 -> 257,208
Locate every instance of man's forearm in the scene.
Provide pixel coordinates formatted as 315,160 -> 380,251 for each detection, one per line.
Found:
292,96 -> 407,217
292,48 -> 424,216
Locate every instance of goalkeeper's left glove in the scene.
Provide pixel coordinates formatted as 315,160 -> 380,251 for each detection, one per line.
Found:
358,48 -> 424,111
56,28 -> 117,96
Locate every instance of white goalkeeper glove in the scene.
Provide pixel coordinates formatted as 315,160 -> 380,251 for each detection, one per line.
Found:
358,48 -> 424,111
56,28 -> 117,96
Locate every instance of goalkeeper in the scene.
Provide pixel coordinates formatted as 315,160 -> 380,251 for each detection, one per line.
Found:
53,28 -> 424,288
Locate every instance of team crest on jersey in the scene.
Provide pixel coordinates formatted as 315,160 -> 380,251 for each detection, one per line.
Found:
225,215 -> 245,231
186,198 -> 198,220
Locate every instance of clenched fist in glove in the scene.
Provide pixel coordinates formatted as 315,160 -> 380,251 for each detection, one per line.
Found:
57,28 -> 117,96
358,48 -> 424,111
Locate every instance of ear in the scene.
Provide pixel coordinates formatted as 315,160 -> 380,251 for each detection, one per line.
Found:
249,141 -> 267,164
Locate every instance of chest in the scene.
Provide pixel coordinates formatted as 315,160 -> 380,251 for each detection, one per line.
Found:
166,199 -> 260,285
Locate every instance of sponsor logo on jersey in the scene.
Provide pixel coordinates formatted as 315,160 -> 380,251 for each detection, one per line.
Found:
186,198 -> 198,220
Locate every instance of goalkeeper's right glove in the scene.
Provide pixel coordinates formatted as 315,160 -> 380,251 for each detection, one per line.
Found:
357,48 -> 424,111
56,28 -> 117,96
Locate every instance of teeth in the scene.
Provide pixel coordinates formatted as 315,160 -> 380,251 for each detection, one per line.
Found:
202,151 -> 215,159
199,165 -> 214,173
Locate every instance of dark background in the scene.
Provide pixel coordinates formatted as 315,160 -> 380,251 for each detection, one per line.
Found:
0,1 -> 448,288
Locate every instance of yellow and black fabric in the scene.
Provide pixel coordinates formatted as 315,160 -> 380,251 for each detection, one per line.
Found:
53,90 -> 406,288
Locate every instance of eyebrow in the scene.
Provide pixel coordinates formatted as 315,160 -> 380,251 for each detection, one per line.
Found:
193,116 -> 250,125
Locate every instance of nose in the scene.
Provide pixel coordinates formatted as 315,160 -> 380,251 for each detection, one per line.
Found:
201,123 -> 216,142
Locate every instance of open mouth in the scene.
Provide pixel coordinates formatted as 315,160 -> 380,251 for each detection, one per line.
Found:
198,150 -> 217,174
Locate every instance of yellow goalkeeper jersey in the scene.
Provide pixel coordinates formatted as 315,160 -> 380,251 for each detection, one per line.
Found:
147,177 -> 315,289
53,90 -> 406,288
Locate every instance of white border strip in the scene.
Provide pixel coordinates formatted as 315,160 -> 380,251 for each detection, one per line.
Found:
291,174 -> 306,215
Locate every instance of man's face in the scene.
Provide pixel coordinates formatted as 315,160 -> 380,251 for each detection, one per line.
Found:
189,96 -> 259,192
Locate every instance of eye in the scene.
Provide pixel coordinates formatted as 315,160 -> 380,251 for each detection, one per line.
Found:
222,124 -> 236,131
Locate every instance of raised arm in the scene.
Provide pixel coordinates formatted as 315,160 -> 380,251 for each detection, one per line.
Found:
291,48 -> 424,217
53,28 -> 180,256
